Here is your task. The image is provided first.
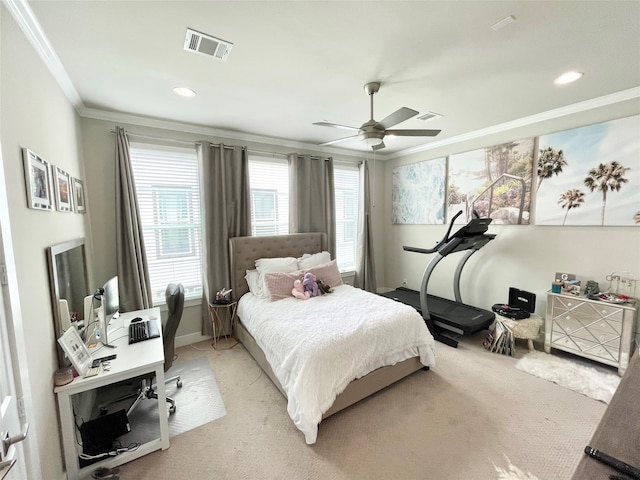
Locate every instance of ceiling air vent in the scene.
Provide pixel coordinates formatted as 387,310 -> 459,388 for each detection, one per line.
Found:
417,111 -> 443,122
184,28 -> 233,62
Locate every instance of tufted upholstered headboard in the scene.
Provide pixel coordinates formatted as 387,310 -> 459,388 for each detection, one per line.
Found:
229,233 -> 328,301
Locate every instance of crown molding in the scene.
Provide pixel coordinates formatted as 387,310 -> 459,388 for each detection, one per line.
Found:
395,87 -> 640,158
5,0 -> 84,110
79,107 -> 373,161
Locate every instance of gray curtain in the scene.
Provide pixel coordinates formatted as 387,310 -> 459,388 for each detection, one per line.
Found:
197,142 -> 250,335
355,160 -> 377,292
287,154 -> 336,257
114,126 -> 152,311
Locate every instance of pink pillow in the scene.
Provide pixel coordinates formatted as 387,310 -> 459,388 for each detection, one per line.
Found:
306,260 -> 343,288
264,271 -> 304,301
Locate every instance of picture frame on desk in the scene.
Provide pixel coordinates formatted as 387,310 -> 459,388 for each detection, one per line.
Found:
57,327 -> 92,376
22,148 -> 54,211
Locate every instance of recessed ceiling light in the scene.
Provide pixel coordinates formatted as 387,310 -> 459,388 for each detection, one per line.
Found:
554,71 -> 584,85
173,87 -> 196,97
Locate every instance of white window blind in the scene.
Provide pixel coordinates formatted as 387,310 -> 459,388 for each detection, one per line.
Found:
249,156 -> 289,236
129,143 -> 202,304
248,156 -> 360,272
334,165 -> 360,271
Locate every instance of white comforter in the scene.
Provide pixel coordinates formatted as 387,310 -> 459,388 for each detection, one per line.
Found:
237,284 -> 437,444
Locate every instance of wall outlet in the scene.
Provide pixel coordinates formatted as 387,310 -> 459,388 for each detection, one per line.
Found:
401,278 -> 407,287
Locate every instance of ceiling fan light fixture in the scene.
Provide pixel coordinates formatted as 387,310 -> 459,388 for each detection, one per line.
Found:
364,137 -> 383,147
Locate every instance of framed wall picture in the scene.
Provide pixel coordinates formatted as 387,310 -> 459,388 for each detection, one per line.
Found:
54,166 -> 73,212
71,177 -> 86,214
22,148 -> 54,211
57,327 -> 92,376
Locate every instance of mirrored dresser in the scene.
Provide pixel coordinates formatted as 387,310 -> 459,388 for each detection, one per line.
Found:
545,292 -> 638,376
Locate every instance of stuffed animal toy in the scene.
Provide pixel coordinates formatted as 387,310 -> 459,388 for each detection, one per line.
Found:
291,279 -> 310,300
303,272 -> 320,297
317,280 -> 332,295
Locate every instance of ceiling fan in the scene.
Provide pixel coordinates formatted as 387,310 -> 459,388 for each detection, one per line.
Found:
313,82 -> 441,150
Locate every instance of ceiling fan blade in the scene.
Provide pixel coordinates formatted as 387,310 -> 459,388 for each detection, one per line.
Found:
371,141 -> 386,151
379,107 -> 419,129
385,129 -> 441,137
313,121 -> 360,132
319,134 -> 358,146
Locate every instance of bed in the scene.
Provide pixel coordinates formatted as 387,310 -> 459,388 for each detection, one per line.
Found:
229,233 -> 437,444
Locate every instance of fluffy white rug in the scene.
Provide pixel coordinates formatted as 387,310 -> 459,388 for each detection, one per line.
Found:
515,351 -> 620,403
493,456 -> 540,480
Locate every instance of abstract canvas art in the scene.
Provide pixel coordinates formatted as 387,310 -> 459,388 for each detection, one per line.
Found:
391,158 -> 446,225
448,138 -> 534,224
535,115 -> 640,226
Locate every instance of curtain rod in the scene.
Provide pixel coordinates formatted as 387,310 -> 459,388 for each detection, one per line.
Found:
110,129 -> 333,160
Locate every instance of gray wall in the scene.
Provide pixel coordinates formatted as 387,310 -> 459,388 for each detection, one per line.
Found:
1,6 -> 88,478
79,117 -> 368,342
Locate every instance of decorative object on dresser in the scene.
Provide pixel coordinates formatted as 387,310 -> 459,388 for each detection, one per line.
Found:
544,291 -> 638,375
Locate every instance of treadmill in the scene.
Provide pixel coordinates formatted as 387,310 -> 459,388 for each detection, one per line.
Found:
381,211 -> 496,347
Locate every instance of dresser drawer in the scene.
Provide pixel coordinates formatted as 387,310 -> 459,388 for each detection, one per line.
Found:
550,333 -> 620,363
552,298 -> 624,323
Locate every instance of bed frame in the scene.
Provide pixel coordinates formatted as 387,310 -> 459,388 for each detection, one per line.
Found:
229,232 -> 424,420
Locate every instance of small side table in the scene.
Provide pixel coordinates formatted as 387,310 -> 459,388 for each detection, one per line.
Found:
495,313 -> 543,352
208,301 -> 238,350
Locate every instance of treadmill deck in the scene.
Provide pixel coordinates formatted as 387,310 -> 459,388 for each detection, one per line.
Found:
380,287 -> 494,335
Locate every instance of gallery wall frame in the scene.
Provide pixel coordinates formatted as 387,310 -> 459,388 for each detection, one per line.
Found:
53,166 -> 73,212
71,177 -> 86,214
22,148 -> 54,211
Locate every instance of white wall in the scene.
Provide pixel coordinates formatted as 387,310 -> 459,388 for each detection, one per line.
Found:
1,5 -> 87,479
381,98 -> 640,320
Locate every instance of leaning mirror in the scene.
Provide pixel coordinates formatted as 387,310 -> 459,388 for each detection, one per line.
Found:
46,238 -> 90,368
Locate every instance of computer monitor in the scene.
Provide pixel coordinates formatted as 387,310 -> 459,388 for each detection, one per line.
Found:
97,276 -> 119,348
102,276 -> 119,323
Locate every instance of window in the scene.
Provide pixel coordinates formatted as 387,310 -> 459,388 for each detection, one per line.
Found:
248,156 -> 289,236
130,144 -> 202,304
334,165 -> 360,271
247,156 -> 360,271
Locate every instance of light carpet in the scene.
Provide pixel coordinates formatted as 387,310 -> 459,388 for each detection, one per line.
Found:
515,351 -> 620,403
118,335 -> 607,480
118,357 -> 226,445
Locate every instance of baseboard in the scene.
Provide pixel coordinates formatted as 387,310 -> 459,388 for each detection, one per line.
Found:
175,332 -> 212,348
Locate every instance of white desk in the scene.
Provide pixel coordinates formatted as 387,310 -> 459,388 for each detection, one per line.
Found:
55,308 -> 169,480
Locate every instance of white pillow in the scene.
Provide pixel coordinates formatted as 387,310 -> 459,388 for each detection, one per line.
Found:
255,256 -> 299,275
245,269 -> 266,298
297,251 -> 331,270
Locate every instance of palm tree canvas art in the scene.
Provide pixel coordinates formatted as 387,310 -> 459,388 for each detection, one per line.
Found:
535,115 -> 640,226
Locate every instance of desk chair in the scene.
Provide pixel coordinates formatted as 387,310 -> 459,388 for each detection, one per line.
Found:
127,283 -> 185,415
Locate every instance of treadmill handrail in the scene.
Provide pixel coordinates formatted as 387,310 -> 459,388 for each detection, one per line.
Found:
403,210 -> 463,255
